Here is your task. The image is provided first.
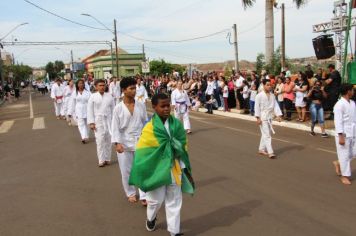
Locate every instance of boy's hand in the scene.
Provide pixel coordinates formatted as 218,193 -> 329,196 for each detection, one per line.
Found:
338,134 -> 345,146
116,143 -> 124,153
256,118 -> 262,125
276,116 -> 282,122
90,123 -> 96,131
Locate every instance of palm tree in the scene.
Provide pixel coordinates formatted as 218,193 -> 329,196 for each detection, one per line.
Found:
241,0 -> 307,66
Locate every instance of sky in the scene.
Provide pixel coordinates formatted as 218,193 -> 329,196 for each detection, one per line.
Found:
0,0 -> 350,67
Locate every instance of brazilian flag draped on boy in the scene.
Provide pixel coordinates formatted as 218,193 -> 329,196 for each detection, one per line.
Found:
129,113 -> 195,194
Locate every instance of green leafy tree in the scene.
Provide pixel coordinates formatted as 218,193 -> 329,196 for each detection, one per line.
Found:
256,53 -> 265,75
45,60 -> 65,79
149,59 -> 185,76
3,64 -> 32,81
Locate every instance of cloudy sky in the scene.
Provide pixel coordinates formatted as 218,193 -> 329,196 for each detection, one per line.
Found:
0,0 -> 350,67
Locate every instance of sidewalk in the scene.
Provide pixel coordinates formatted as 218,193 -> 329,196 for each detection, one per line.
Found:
197,108 -> 336,136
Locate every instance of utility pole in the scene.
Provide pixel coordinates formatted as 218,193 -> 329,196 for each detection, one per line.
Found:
142,44 -> 146,61
114,19 -> 119,78
233,24 -> 239,72
0,44 -> 3,96
71,50 -> 74,80
281,3 -> 286,71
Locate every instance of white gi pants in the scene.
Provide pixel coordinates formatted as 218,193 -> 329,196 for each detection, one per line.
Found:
54,102 -> 63,117
259,120 -> 274,154
174,110 -> 191,130
146,184 -> 182,235
335,136 -> 356,177
77,118 -> 89,140
117,151 -> 146,199
94,117 -> 112,164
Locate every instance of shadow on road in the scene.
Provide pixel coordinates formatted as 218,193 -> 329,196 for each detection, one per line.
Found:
275,145 -> 305,157
195,176 -> 229,188
181,200 -> 262,235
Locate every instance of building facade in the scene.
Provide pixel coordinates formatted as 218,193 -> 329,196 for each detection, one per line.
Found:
82,49 -> 144,79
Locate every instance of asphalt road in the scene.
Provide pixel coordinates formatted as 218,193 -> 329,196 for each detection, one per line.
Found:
0,89 -> 355,236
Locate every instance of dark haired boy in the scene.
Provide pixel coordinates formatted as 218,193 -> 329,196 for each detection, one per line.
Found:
129,93 -> 194,236
333,83 -> 356,185
87,79 -> 115,167
111,78 -> 147,203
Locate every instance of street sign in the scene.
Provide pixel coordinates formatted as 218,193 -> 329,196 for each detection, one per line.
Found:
141,61 -> 150,73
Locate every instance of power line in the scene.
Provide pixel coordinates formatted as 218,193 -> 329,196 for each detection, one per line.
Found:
24,0 -> 231,43
24,0 -> 106,31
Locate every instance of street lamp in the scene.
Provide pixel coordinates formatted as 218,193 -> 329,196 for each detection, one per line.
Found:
81,13 -> 119,78
0,22 -> 29,99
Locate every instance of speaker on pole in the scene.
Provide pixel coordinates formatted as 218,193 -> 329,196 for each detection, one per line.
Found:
312,35 -> 335,60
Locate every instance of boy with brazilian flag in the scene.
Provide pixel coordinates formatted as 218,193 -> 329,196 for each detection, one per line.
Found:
129,93 -> 194,236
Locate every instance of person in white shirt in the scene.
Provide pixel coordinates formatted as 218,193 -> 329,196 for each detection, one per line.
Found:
332,84 -> 356,185
234,73 -> 245,110
112,78 -> 147,204
109,77 -> 121,104
171,80 -> 192,134
254,79 -> 282,159
69,79 -> 91,144
249,84 -> 258,116
87,79 -> 115,167
50,78 -> 65,119
63,79 -> 76,125
135,77 -> 148,104
222,81 -> 230,112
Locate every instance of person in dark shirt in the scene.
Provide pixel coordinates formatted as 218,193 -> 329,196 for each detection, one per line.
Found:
324,64 -> 341,120
305,64 -> 314,80
307,80 -> 328,137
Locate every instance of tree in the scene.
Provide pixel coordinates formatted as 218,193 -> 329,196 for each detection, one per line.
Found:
255,53 -> 265,75
3,64 -> 32,81
45,60 -> 65,79
241,0 -> 307,66
149,59 -> 185,76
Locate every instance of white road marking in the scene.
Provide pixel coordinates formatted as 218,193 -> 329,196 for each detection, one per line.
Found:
32,117 -> 45,130
0,121 -> 15,134
29,92 -> 34,119
317,148 -> 337,154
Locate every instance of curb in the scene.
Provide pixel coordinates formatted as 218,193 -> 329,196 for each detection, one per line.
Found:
197,108 -> 336,136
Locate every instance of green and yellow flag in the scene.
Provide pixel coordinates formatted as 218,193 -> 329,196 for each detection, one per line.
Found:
129,114 -> 194,194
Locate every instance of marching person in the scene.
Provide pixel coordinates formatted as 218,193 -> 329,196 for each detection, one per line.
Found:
129,93 -> 194,236
255,79 -> 283,159
51,78 -> 65,120
332,83 -> 356,185
63,79 -> 76,125
69,79 -> 91,144
135,77 -> 149,104
111,78 -> 147,204
171,80 -> 192,134
109,76 -> 121,105
87,79 -> 115,167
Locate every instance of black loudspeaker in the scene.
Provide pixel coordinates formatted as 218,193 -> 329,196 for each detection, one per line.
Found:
312,35 -> 335,60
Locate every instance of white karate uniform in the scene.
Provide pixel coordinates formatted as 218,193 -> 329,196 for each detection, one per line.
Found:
171,89 -> 191,130
254,91 -> 282,154
135,84 -> 148,104
334,97 -> 356,177
111,101 -> 147,199
69,90 -> 91,140
63,86 -> 75,119
51,83 -> 65,117
109,81 -> 121,104
146,121 -> 184,236
87,92 -> 115,164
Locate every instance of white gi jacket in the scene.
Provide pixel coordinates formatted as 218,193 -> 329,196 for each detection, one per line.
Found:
109,81 -> 121,100
87,92 -> 115,132
111,101 -> 147,151
69,90 -> 91,119
135,84 -> 148,102
51,83 -> 65,103
171,89 -> 191,114
334,97 -> 356,138
254,91 -> 282,121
